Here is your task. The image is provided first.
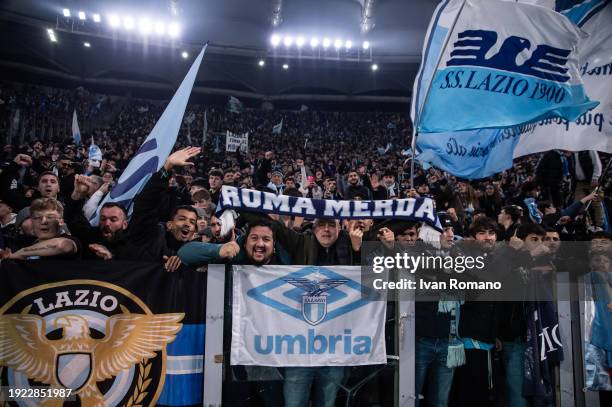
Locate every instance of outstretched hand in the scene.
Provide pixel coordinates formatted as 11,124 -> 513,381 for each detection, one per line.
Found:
164,147 -> 201,171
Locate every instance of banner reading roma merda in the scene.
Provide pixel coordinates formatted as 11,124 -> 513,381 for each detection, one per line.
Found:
0,260 -> 206,407
231,265 -> 387,367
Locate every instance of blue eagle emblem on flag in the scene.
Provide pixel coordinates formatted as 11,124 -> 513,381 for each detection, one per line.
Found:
284,278 -> 348,325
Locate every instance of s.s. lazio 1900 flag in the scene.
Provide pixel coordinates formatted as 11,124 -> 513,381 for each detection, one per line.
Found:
413,1 -> 611,178
231,265 -> 387,366
89,44 -> 207,224
414,0 -> 598,134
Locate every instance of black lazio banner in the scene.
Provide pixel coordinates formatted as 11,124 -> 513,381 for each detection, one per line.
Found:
0,261 -> 206,407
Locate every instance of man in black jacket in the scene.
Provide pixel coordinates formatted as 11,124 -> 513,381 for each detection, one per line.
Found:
64,175 -> 130,260
450,217 -> 499,406
126,146 -> 201,271
345,169 -> 372,200
536,150 -> 571,207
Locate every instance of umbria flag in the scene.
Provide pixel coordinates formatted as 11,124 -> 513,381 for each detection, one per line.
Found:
412,0 -> 598,134
231,265 -> 387,366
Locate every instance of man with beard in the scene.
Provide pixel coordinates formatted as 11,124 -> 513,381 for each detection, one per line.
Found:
345,169 -> 372,200
238,208 -> 401,406
0,198 -> 80,260
126,147 -> 201,271
64,174 -> 130,260
177,220 -> 286,407
178,220 -> 286,266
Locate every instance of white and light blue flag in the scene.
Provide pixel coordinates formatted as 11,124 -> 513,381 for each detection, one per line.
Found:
89,44 -> 208,224
231,265 -> 387,366
228,96 -> 243,113
88,137 -> 103,163
272,118 -> 283,134
413,0 -> 598,134
72,109 -> 81,146
514,0 -> 612,156
412,0 -> 606,178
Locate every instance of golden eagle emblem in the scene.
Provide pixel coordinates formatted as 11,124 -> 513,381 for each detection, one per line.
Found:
0,312 -> 183,406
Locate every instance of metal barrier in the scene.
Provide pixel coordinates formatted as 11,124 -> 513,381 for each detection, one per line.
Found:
203,266 -> 603,407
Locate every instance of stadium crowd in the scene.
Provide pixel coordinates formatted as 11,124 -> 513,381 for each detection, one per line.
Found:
0,82 -> 611,407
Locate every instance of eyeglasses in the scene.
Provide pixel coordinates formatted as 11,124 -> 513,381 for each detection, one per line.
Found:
31,214 -> 60,222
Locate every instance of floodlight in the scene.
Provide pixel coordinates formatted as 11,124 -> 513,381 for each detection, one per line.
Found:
282,63 -> 289,70
93,14 -> 101,23
139,18 -> 152,35
258,59 -> 265,67
154,21 -> 165,35
362,41 -> 370,50
371,63 -> 378,71
310,37 -> 319,47
109,14 -> 120,28
283,36 -> 293,47
345,40 -> 352,49
270,34 -> 281,47
78,11 -> 86,20
181,51 -> 189,59
84,42 -> 91,47
63,9 -> 70,17
123,16 -> 134,30
296,36 -> 305,47
322,38 -> 331,48
168,22 -> 180,38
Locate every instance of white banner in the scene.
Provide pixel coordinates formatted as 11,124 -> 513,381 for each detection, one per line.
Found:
231,265 -> 387,367
514,1 -> 612,156
225,131 -> 248,153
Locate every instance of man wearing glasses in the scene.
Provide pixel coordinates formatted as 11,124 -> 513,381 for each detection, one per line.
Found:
0,198 -> 80,260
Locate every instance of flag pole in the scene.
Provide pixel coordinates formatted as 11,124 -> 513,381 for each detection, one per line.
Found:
583,155 -> 612,213
410,0 -> 467,188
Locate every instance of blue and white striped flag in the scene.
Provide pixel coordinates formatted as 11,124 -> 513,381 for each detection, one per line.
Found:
272,118 -> 283,134
72,109 -> 81,146
89,44 -> 208,224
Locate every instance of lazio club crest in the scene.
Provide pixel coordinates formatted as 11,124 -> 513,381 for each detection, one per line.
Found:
0,280 -> 184,406
285,278 -> 349,326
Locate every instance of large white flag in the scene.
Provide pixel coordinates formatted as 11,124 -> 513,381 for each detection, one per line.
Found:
89,44 -> 208,224
514,1 -> 612,156
72,109 -> 81,146
231,265 -> 387,366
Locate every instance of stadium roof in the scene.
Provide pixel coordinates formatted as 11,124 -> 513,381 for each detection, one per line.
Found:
0,0 -> 439,103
